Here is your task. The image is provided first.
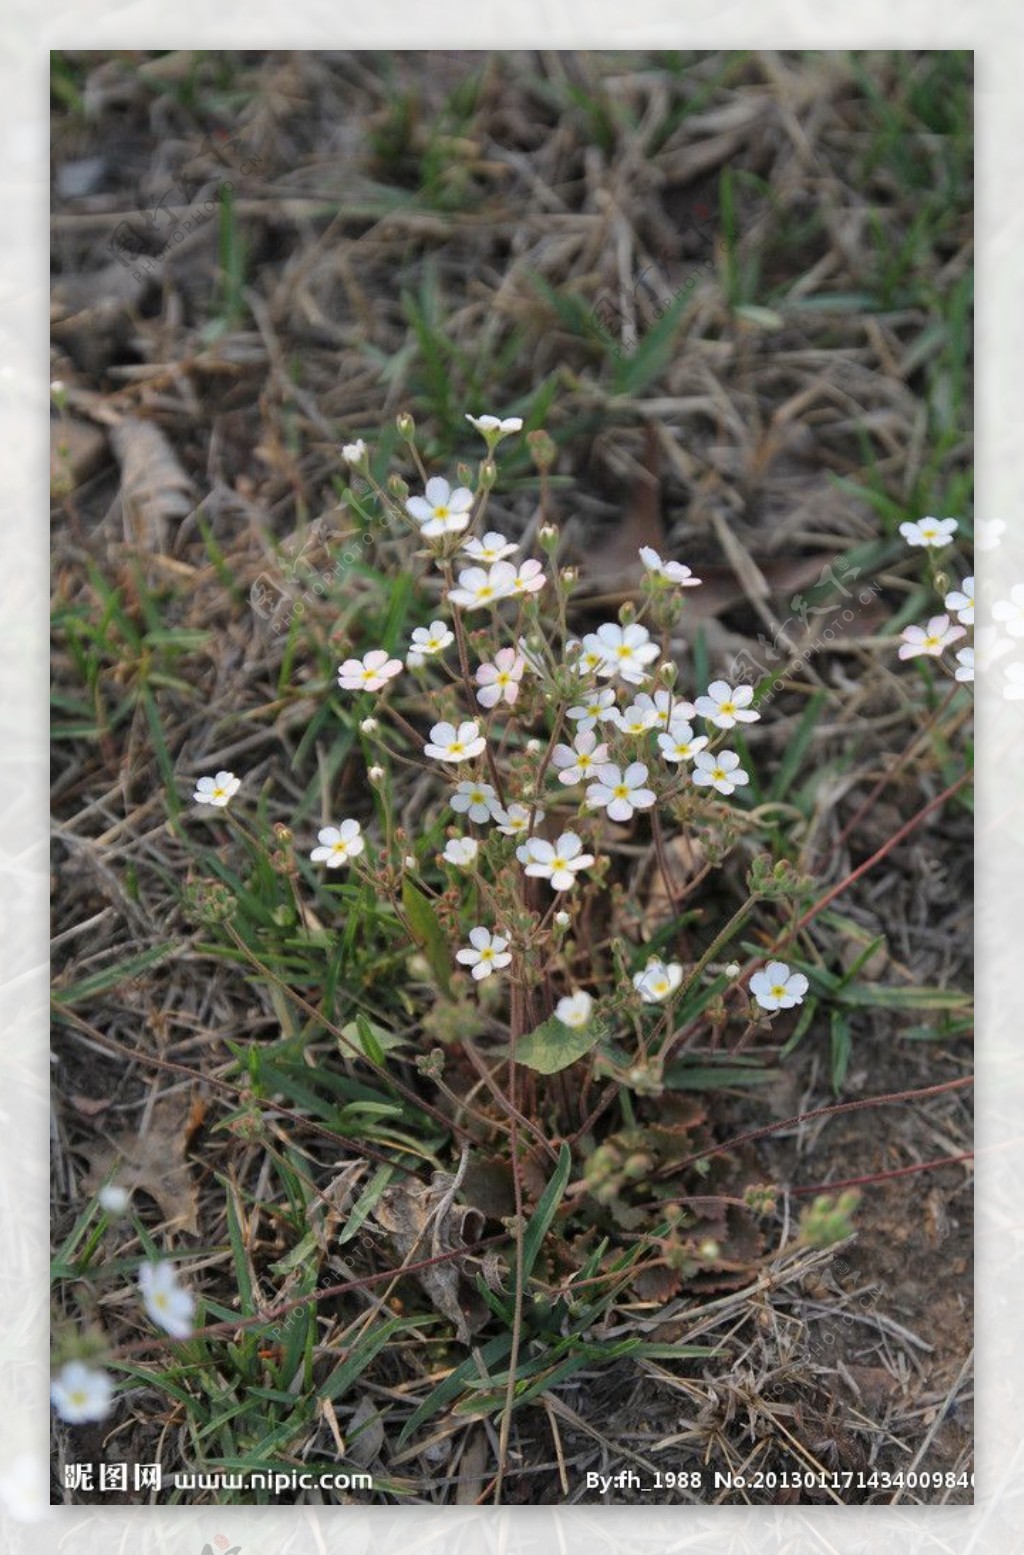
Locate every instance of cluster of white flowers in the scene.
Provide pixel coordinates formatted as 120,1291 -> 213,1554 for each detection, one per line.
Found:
897,521 -> 978,685
51,1260 -> 196,1425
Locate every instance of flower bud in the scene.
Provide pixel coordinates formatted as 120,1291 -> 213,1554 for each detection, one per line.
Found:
527,428 -> 556,471
342,439 -> 368,468
538,523 -> 559,551
387,472 -> 409,502
724,961 -> 740,979
359,717 -> 379,734
368,765 -> 385,783
477,459 -> 498,491
525,738 -> 542,754
554,910 -> 571,927
403,854 -> 417,870
396,411 -> 416,440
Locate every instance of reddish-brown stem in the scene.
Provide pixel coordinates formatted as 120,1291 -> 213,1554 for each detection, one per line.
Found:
824,682 -> 960,864
788,1150 -> 974,1196
109,1233 -> 504,1360
781,768 -> 972,948
661,1076 -> 972,1178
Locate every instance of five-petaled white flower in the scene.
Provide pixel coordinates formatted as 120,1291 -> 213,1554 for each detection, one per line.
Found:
50,1361 -> 114,1424
462,530 -> 519,563
447,562 -> 517,610
638,547 -> 702,586
631,689 -> 697,730
193,771 -> 240,808
406,476 -> 475,537
98,1184 -> 130,1215
657,723 -> 709,763
508,559 -> 546,596
516,832 -> 595,891
944,576 -> 974,626
897,614 -> 966,660
424,720 -> 487,763
691,750 -> 749,795
342,439 -> 366,464
566,688 -> 619,732
992,585 -> 1024,637
633,957 -> 683,1003
898,516 -> 959,548
138,1260 -> 195,1340
694,680 -> 760,729
456,926 -> 512,980
566,637 -> 606,676
954,647 -> 974,683
409,621 -> 454,657
556,990 -> 594,1029
551,730 -> 610,785
586,622 -> 660,685
465,413 -> 523,439
976,518 -> 1006,551
337,650 -> 403,692
1003,662 -> 1024,700
442,836 -> 479,868
310,819 -> 365,867
750,961 -> 809,1012
193,770 -> 240,807
451,780 -> 501,823
586,761 -> 657,822
494,802 -> 533,836
476,648 -> 527,707
612,699 -> 660,737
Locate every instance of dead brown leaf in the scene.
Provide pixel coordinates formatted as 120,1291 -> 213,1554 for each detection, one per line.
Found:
81,1091 -> 203,1233
110,417 -> 195,552
372,1169 -> 486,1345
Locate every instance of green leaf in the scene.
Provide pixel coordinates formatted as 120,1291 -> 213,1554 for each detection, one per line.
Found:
516,1015 -> 600,1075
663,1061 -> 774,1090
521,1142 -> 572,1281
834,983 -> 972,1011
401,879 -> 452,993
830,1011 -> 852,1094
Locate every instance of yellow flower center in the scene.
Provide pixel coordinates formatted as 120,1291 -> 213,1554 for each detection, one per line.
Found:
613,784 -> 630,800
616,644 -> 633,659
653,979 -> 669,995
770,984 -> 787,999
477,586 -> 494,601
712,766 -> 727,781
449,742 -> 465,756
434,505 -> 450,520
212,786 -> 227,799
719,701 -> 736,715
